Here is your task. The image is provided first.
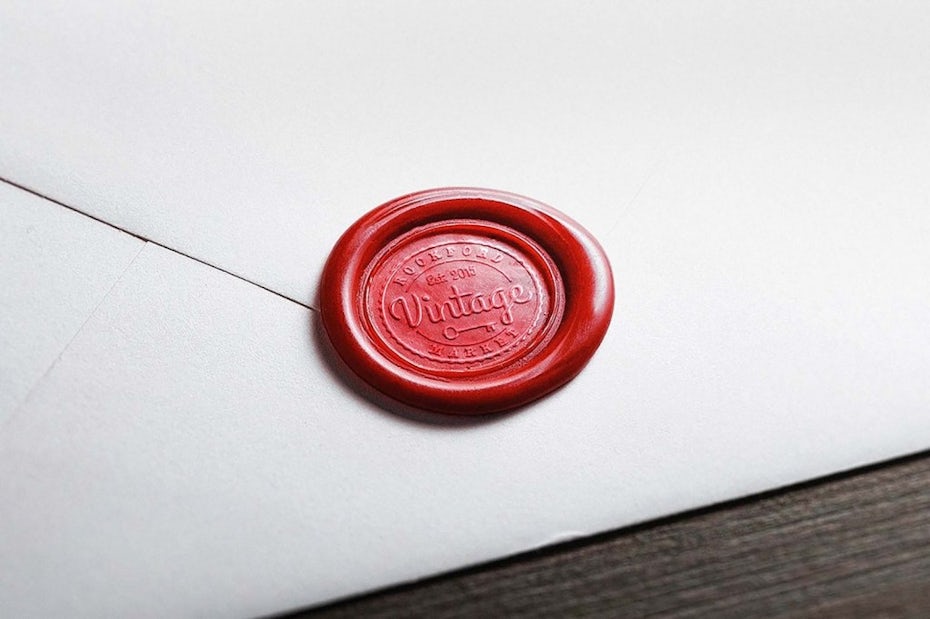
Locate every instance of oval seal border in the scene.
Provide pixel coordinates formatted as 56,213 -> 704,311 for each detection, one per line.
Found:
319,187 -> 614,415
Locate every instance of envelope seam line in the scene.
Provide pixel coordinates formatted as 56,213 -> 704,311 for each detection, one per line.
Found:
0,176 -> 315,312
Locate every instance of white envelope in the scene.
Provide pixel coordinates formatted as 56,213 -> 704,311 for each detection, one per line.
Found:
2,2 -> 929,617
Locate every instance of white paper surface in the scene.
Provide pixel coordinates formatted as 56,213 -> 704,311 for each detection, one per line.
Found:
0,182 -> 142,421
3,1 -> 927,306
1,205 -> 929,616
2,2 -> 930,617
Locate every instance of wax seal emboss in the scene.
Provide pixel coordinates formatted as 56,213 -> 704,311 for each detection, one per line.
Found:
372,238 -> 549,371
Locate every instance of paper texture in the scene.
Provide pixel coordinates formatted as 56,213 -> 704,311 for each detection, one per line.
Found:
0,182 -> 142,421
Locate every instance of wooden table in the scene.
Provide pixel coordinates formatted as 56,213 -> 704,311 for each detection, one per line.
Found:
291,450 -> 930,618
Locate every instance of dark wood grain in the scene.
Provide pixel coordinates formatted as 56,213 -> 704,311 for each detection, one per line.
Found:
287,450 -> 930,618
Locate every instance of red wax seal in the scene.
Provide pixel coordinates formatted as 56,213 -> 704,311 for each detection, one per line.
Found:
319,188 -> 614,415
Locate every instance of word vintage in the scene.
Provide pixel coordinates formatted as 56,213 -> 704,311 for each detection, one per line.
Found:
370,238 -> 551,371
